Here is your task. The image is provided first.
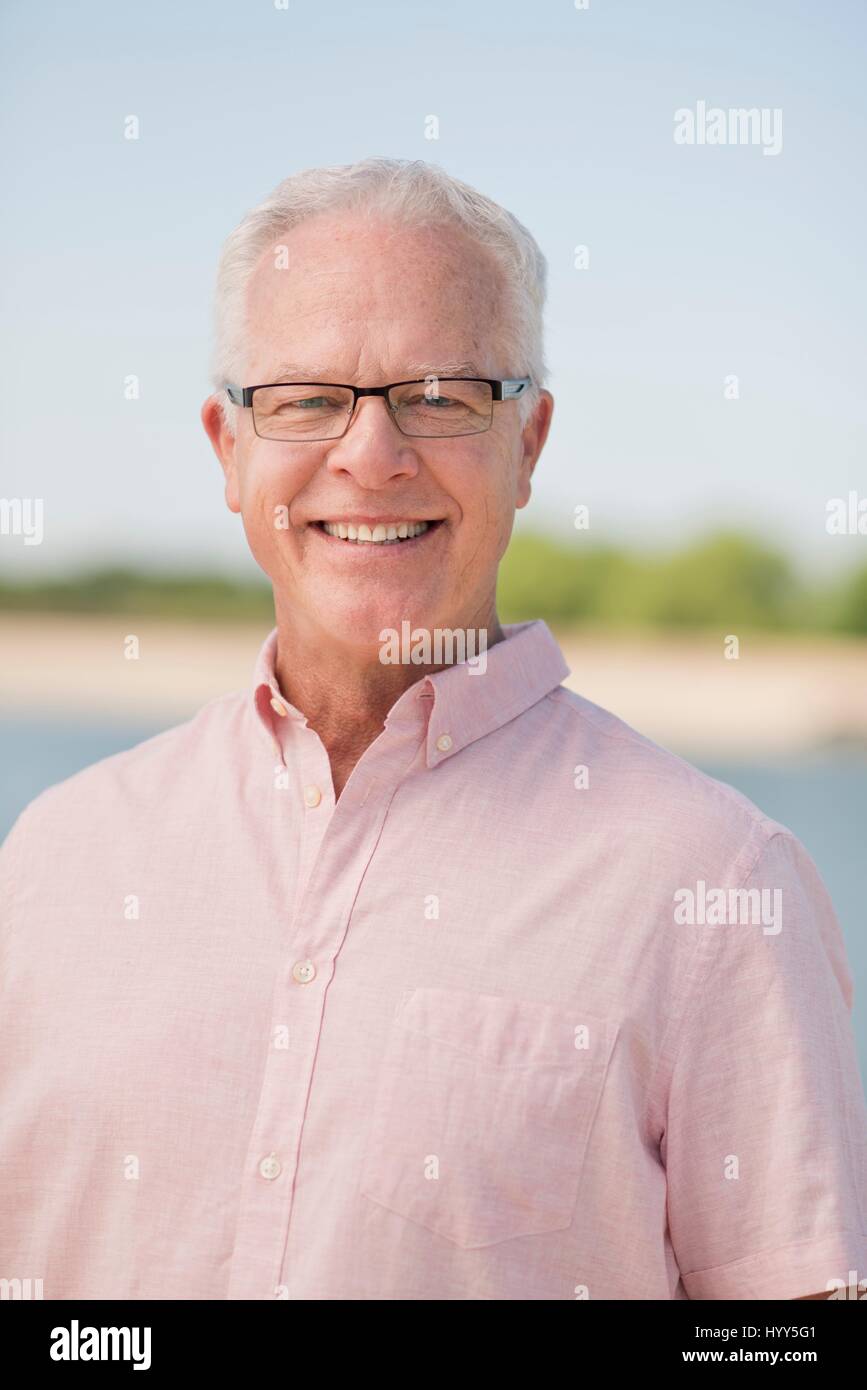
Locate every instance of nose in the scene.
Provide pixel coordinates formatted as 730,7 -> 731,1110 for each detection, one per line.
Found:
323,395 -> 420,488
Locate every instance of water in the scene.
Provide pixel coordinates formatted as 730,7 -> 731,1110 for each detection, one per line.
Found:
1,719 -> 865,1086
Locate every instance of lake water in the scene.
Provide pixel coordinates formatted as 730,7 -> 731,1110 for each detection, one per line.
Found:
1,717 -> 865,1089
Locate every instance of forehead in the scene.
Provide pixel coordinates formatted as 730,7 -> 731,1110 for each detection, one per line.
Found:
243,211 -> 506,382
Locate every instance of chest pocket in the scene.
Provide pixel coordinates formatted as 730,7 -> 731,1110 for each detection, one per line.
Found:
359,987 -> 617,1249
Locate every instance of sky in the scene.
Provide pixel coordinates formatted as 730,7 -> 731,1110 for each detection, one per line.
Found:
1,0 -> 865,579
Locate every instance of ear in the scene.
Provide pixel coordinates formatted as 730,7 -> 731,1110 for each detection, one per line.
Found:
201,394 -> 241,513
516,389 -> 554,510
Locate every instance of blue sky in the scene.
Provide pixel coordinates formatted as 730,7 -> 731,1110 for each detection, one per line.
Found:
1,0 -> 865,577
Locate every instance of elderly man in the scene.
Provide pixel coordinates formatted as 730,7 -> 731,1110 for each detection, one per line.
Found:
1,158 -> 865,1302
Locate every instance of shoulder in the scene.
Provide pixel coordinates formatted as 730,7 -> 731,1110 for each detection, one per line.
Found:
1,689 -> 251,854
542,683 -> 789,875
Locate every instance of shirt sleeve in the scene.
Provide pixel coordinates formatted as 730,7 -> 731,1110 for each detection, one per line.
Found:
0,803 -> 38,959
662,827 -> 867,1300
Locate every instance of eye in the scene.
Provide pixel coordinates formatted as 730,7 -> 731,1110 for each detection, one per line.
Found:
405,392 -> 457,408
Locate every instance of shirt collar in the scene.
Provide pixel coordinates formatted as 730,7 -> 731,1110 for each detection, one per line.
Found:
251,620 -> 570,767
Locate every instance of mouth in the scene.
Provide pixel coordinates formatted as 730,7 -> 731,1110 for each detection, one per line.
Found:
312,519 -> 444,547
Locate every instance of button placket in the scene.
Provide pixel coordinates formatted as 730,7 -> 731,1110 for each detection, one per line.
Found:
227,728 -> 336,1300
291,734 -> 336,900
229,995 -> 329,1296
227,715 -> 427,1300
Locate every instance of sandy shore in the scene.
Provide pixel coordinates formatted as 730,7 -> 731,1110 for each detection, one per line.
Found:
1,613 -> 866,758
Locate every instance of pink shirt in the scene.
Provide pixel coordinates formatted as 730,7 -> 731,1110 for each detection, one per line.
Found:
1,620 -> 865,1300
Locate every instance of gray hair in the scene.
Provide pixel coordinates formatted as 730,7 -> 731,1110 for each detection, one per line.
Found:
208,156 -> 548,433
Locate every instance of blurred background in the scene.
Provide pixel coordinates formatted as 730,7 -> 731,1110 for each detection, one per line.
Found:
1,0 -> 865,1082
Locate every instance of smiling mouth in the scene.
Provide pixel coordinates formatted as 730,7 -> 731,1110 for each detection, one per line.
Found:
313,520 -> 443,545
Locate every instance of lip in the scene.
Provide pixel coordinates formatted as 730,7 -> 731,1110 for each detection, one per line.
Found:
309,519 -> 444,555
312,517 -> 442,530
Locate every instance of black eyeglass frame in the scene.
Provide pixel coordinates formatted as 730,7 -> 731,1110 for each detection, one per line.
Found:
224,376 -> 532,439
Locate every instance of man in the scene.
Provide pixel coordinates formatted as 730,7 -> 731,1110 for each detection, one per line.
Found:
1,158 -> 865,1301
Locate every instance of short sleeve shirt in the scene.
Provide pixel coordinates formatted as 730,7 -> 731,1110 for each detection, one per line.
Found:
1,620 -> 865,1299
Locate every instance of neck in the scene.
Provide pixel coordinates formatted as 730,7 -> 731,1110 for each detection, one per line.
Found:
272,598 -> 504,797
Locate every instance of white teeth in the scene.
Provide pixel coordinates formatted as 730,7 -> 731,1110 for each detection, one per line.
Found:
320,520 -> 432,544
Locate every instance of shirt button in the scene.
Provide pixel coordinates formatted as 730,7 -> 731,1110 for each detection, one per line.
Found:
292,959 -> 316,984
258,1153 -> 282,1181
435,733 -> 453,753
270,697 -> 288,717
303,784 -> 322,808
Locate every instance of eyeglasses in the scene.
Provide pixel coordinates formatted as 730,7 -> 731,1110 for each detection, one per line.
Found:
224,376 -> 531,441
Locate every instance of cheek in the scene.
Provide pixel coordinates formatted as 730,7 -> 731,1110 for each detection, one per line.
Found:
457,461 -> 517,539
440,437 -> 516,520
237,449 -> 304,528
231,456 -> 300,570
236,476 -> 275,547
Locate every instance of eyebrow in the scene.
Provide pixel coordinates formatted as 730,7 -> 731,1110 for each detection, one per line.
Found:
406,359 -> 487,379
262,359 -> 488,383
265,364 -> 332,382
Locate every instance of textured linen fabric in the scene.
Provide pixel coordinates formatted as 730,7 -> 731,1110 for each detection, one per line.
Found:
0,619 -> 865,1301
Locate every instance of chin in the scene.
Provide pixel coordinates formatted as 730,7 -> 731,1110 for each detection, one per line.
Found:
314,596 -> 445,651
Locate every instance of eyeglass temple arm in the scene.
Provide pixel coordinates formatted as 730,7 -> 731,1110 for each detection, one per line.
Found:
493,377 -> 531,400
